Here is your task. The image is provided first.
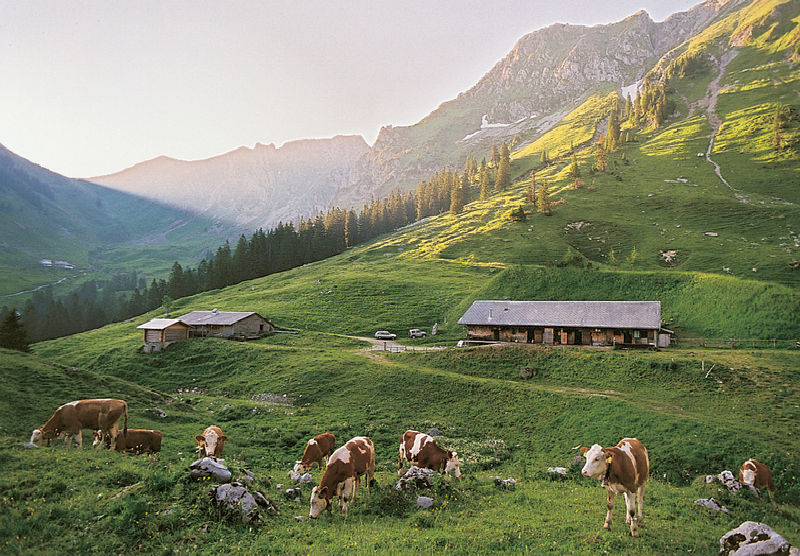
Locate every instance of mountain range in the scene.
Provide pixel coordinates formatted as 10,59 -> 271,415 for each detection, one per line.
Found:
1,0 -> 798,297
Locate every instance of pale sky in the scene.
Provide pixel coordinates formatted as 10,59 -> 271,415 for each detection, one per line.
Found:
1,1 -> 698,178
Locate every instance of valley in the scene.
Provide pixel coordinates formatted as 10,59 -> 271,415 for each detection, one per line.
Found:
1,0 -> 799,554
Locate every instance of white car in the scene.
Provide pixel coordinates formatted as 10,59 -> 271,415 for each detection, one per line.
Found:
374,330 -> 397,340
408,329 -> 427,338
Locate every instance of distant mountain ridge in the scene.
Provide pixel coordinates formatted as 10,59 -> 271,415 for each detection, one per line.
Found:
338,0 -> 750,200
0,143 -> 204,272
91,135 -> 369,230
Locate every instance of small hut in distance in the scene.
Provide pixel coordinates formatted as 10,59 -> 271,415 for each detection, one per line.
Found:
137,318 -> 190,353
137,309 -> 275,352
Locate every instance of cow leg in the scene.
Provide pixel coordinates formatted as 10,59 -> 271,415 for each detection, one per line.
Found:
107,425 -> 120,451
604,489 -> 614,530
624,491 -> 639,537
636,484 -> 645,525
339,478 -> 355,514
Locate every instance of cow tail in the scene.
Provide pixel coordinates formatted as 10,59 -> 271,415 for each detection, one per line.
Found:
123,402 -> 128,437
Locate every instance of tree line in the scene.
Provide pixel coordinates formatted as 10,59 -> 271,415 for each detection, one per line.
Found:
4,150 -> 515,345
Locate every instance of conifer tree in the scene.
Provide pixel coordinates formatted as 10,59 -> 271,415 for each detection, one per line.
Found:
529,171 -> 536,206
491,143 -> 499,167
773,106 -> 785,152
479,168 -> 490,201
495,142 -> 511,192
449,175 -> 464,214
0,308 -> 29,352
536,180 -> 551,216
606,108 -> 620,152
594,140 -> 608,172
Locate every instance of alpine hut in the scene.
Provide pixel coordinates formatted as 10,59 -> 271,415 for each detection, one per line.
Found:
457,300 -> 670,347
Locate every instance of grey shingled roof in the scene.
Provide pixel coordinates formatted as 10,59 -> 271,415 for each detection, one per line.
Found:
178,311 -> 260,326
137,318 -> 186,330
457,301 -> 662,329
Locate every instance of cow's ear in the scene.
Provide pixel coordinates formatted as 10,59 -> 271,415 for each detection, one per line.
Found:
219,435 -> 227,441
319,486 -> 328,497
195,435 -> 205,442
579,446 -> 590,455
604,452 -> 614,464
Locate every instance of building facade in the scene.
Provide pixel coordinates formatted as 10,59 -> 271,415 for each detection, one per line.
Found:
458,300 -> 670,347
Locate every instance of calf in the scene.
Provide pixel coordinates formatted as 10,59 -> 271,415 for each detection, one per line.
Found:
293,432 -> 336,473
580,438 -> 649,537
195,425 -> 226,458
30,399 -> 128,449
739,459 -> 775,500
112,429 -> 162,454
309,436 -> 375,518
398,430 -> 461,479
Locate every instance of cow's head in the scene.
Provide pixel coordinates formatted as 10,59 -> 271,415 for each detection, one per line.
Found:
445,451 -> 462,479
30,427 -> 56,447
580,444 -> 611,480
29,429 -> 44,446
309,486 -> 331,519
92,430 -> 103,448
740,461 -> 757,486
293,460 -> 309,474
195,429 -> 226,457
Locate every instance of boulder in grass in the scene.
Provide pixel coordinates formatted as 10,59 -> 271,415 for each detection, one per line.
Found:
416,496 -> 434,508
719,522 -> 794,556
190,457 -> 232,483
210,482 -> 279,524
694,498 -> 729,513
396,466 -> 435,490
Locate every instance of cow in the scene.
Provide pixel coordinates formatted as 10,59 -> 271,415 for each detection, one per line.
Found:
106,429 -> 162,454
739,459 -> 775,501
580,438 -> 649,537
309,436 -> 375,518
30,399 -> 128,449
293,432 -> 336,474
398,430 -> 461,479
195,425 -> 226,458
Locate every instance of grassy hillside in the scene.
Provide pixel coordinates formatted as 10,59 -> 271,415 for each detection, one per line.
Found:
5,329 -> 800,555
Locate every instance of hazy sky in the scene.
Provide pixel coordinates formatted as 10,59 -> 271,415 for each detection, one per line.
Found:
1,1 -> 698,178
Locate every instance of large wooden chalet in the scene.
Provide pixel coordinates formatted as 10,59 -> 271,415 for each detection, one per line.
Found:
137,310 -> 274,352
457,300 -> 671,347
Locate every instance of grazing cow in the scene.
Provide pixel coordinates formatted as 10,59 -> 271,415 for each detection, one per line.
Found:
30,399 -> 128,449
398,430 -> 461,479
293,432 -> 336,473
739,459 -> 775,500
112,429 -> 162,454
195,425 -> 226,458
309,436 -> 375,518
580,438 -> 649,537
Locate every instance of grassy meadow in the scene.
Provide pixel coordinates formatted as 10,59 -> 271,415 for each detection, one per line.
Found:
3,12 -> 800,555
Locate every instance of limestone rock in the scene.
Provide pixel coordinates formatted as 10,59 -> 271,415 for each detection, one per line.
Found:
720,522 -> 793,556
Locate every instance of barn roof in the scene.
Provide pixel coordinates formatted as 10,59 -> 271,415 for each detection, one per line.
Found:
457,301 -> 662,329
178,311 -> 264,326
136,318 -> 187,330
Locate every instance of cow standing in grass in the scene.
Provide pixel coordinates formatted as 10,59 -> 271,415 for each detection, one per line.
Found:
293,432 -> 336,473
30,399 -> 128,449
309,436 -> 375,518
398,430 -> 461,479
580,438 -> 649,537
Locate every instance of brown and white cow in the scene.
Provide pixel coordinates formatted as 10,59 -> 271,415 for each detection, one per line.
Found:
110,429 -> 162,454
293,432 -> 336,473
398,430 -> 461,479
309,436 -> 375,518
195,425 -> 226,458
580,437 -> 649,537
739,458 -> 775,500
30,399 -> 128,449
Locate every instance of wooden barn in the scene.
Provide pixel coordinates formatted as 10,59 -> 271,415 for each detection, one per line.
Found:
178,310 -> 274,339
137,318 -> 190,352
457,300 -> 671,348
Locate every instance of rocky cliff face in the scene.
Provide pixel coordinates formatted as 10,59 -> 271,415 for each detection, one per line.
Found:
339,0 -> 749,199
92,135 -> 369,230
